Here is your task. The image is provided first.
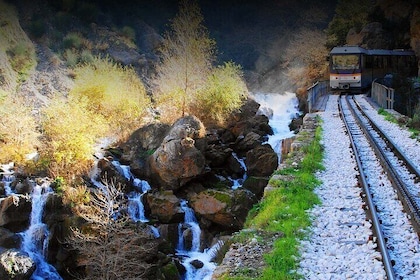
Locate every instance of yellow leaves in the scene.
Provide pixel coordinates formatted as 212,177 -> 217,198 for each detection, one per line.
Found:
71,57 -> 150,137
40,57 -> 151,179
41,95 -> 107,179
0,93 -> 40,166
194,62 -> 248,125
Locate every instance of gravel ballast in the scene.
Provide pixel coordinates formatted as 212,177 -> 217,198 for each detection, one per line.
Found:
298,94 -> 420,279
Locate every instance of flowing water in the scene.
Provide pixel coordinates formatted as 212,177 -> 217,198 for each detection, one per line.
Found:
177,200 -> 217,280
229,152 -> 247,190
0,91 -> 299,279
253,91 -> 300,160
21,182 -> 62,280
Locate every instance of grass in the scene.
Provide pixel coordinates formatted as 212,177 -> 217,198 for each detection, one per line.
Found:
377,108 -> 397,123
223,123 -> 324,280
378,108 -> 420,140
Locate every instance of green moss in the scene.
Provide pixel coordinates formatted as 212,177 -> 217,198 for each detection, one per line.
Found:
208,189 -> 231,204
161,262 -> 181,280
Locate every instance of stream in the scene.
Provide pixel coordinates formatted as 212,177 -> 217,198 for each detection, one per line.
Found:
0,91 -> 299,279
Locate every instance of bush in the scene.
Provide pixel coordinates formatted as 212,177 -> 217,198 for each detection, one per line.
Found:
63,32 -> 83,49
71,57 -> 151,138
194,62 -> 247,125
80,49 -> 94,64
40,95 -> 107,179
7,42 -> 36,81
64,48 -> 79,67
0,94 -> 40,167
409,104 -> 420,130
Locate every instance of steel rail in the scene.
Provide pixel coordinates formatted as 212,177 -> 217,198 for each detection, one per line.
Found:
350,96 -> 420,233
338,95 -> 396,280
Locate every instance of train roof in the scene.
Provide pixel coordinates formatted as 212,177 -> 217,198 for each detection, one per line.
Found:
330,46 -> 415,56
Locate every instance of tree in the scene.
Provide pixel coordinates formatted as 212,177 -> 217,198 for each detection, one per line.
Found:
153,0 -> 216,123
284,28 -> 329,89
0,93 -> 40,167
69,180 -> 157,280
41,95 -> 106,179
71,57 -> 151,139
326,0 -> 374,48
194,62 -> 247,125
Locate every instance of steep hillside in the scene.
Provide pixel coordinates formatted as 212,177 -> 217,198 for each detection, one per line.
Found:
0,0 -> 36,93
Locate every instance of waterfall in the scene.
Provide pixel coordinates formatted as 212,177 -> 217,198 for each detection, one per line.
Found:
97,160 -> 158,236
2,173 -> 15,195
127,191 -> 148,222
178,200 -> 201,253
230,152 -> 247,190
253,92 -> 300,160
176,200 -> 219,280
1,162 -> 15,195
21,182 -> 62,280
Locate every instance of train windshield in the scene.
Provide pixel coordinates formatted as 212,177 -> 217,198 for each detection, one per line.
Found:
331,54 -> 360,70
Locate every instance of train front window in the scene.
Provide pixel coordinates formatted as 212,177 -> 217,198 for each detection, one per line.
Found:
332,55 -> 360,70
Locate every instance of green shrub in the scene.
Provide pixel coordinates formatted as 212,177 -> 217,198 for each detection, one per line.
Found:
408,104 -> 420,130
0,93 -> 40,167
63,32 -> 83,49
40,95 -> 107,179
71,57 -> 151,139
194,62 -> 247,125
121,26 -> 136,43
64,48 -> 79,67
80,49 -> 94,64
6,42 -> 36,81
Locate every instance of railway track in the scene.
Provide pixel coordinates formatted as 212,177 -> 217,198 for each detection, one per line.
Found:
339,94 -> 420,279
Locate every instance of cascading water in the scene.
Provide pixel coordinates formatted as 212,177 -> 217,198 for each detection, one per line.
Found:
1,162 -> 15,195
93,159 -> 160,237
21,181 -> 62,280
177,200 -> 217,280
253,91 -> 300,160
178,200 -> 201,253
229,152 -> 247,190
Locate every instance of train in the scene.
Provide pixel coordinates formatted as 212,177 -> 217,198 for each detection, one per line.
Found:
329,46 -> 417,93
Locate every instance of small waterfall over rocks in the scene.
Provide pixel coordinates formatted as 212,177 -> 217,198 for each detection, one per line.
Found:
177,200 -> 218,280
20,181 -> 62,280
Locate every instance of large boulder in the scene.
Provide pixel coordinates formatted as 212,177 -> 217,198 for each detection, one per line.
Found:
117,123 -> 170,179
0,195 -> 31,231
245,144 -> 278,177
230,115 -> 272,139
0,249 -> 36,280
0,228 -> 21,249
96,158 -> 131,192
148,116 -> 207,190
236,132 -> 263,151
145,191 -> 183,223
190,189 -> 257,229
12,178 -> 33,195
242,176 -> 270,198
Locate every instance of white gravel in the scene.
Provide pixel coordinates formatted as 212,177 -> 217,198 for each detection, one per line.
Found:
298,94 -> 420,279
354,95 -> 420,167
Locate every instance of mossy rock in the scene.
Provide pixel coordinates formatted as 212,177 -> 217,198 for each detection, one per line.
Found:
161,261 -> 181,280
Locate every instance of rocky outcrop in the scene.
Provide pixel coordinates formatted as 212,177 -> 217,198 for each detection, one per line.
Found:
0,228 -> 21,249
190,189 -> 257,230
148,116 -> 207,190
0,196 -> 31,231
145,190 -> 182,223
245,144 -> 278,177
0,249 -> 36,280
346,22 -> 391,49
